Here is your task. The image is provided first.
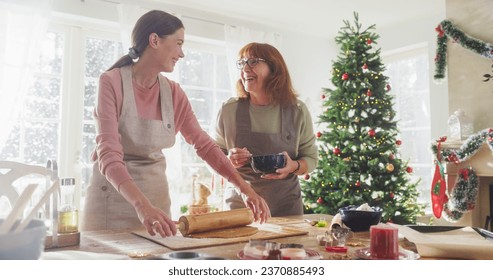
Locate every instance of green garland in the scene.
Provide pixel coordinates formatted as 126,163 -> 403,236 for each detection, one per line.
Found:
434,19 -> 493,80
430,128 -> 493,222
431,128 -> 493,162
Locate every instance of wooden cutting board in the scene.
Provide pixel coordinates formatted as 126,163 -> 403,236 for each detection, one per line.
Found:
132,222 -> 308,250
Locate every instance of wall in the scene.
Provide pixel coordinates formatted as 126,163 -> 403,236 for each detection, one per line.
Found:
441,0 -> 493,228
378,12 -> 448,139
447,0 -> 493,132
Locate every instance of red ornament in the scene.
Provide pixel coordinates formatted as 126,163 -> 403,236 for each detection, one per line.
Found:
316,131 -> 322,138
362,63 -> 368,70
388,154 -> 395,160
317,197 -> 323,204
366,89 -> 372,97
406,166 -> 413,173
321,94 -> 326,99
389,193 -> 395,199
304,174 -> 310,180
386,84 -> 392,91
366,38 -> 372,45
355,181 -> 361,187
368,129 -> 376,137
333,147 -> 341,155
341,73 -> 349,80
396,139 -> 402,146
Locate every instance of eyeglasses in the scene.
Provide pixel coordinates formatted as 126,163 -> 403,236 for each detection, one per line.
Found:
236,58 -> 266,70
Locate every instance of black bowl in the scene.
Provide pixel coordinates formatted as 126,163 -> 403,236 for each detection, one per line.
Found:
250,153 -> 286,174
339,205 -> 383,232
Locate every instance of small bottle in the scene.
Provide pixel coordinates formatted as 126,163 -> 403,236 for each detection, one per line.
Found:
58,178 -> 78,233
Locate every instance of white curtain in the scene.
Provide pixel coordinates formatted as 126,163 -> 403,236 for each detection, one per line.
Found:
224,25 -> 282,91
0,0 -> 52,150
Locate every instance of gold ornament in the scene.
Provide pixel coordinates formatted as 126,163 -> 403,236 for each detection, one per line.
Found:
386,163 -> 394,172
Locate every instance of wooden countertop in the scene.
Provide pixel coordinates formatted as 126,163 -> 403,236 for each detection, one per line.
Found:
45,214 -> 418,260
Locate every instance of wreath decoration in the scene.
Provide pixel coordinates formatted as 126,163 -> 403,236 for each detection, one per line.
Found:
442,167 -> 479,222
430,128 -> 493,221
434,19 -> 493,80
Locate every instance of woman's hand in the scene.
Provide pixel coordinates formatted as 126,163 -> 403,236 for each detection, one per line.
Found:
228,147 -> 252,168
135,201 -> 177,238
228,172 -> 271,223
241,187 -> 271,223
261,151 -> 299,180
117,180 -> 176,237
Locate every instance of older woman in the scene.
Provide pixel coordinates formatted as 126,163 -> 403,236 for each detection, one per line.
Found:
214,43 -> 318,216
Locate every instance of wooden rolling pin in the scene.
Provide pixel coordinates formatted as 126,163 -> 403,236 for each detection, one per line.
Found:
178,208 -> 254,236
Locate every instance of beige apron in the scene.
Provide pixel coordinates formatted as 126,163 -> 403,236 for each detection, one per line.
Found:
224,99 -> 303,216
82,65 -> 175,230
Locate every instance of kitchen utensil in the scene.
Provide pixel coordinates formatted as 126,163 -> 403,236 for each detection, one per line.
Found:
0,183 -> 38,235
14,180 -> 59,233
177,208 -> 254,236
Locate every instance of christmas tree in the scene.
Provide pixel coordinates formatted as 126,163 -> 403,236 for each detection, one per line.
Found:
301,13 -> 424,224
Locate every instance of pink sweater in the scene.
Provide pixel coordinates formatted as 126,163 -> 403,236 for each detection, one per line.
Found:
92,68 -> 235,189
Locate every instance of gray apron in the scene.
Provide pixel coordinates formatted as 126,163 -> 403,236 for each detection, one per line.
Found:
224,99 -> 303,216
82,65 -> 175,230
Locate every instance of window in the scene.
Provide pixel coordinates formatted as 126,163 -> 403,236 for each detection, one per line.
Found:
0,30 -> 63,164
167,41 -> 232,218
0,19 -> 232,220
384,45 -> 433,212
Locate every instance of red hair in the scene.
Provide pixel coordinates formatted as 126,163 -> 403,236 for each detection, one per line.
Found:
236,43 -> 298,105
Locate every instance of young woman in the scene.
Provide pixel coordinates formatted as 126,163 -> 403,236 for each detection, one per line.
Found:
82,11 -> 270,237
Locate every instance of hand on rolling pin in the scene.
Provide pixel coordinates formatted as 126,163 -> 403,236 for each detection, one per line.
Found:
137,203 -> 177,238
228,147 -> 252,168
240,185 -> 271,223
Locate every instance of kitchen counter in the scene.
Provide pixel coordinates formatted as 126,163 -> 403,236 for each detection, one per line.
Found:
44,214 -> 419,260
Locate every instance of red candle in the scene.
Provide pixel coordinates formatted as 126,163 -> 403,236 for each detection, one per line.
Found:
370,224 -> 399,260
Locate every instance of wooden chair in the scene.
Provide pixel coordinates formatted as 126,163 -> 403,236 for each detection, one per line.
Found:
0,161 -> 51,217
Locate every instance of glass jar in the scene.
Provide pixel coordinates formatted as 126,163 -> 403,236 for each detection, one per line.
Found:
57,178 -> 78,233
447,109 -> 474,140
